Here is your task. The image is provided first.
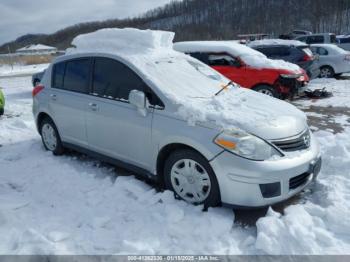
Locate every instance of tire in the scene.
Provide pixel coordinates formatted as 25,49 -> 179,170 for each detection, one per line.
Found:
0,107 -> 3,116
319,66 -> 335,78
164,149 -> 220,207
40,117 -> 64,155
253,85 -> 278,98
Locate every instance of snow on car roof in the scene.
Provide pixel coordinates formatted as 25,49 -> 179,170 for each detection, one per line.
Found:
248,39 -> 307,47
173,40 -> 301,72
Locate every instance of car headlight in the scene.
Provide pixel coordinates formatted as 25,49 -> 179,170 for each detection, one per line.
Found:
214,129 -> 282,161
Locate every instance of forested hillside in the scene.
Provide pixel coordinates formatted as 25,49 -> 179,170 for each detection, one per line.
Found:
1,0 -> 350,53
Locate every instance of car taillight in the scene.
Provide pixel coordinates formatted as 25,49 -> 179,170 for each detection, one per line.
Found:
302,54 -> 313,61
32,85 -> 44,97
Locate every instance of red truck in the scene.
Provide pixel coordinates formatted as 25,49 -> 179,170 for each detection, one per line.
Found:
174,41 -> 309,99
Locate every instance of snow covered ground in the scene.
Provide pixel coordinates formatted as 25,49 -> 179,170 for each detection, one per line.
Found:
0,67 -> 350,254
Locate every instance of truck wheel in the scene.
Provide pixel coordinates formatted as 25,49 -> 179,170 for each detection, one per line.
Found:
164,149 -> 220,208
253,85 -> 277,98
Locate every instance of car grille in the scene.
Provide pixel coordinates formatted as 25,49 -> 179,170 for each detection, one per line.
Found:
289,172 -> 311,190
271,130 -> 311,152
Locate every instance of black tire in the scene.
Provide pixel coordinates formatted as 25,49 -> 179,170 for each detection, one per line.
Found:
40,117 -> 64,155
164,149 -> 221,208
319,66 -> 335,78
0,107 -> 3,116
253,85 -> 278,98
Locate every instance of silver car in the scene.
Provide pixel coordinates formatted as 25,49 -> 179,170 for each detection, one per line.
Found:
32,52 -> 322,208
310,44 -> 350,78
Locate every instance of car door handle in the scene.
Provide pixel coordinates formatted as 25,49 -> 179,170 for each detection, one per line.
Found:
50,94 -> 57,101
88,103 -> 99,111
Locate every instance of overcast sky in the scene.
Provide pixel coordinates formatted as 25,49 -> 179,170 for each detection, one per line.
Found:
0,0 -> 174,45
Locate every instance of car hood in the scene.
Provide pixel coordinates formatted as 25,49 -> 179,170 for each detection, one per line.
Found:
176,87 -> 308,140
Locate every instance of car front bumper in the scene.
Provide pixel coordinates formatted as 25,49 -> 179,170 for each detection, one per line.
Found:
210,134 -> 321,207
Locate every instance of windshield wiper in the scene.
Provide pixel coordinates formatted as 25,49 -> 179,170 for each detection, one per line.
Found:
214,81 -> 234,96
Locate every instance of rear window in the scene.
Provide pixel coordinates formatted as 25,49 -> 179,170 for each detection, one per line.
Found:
256,46 -> 290,57
63,59 -> 91,94
307,36 -> 324,44
52,62 -> 65,89
52,59 -> 91,94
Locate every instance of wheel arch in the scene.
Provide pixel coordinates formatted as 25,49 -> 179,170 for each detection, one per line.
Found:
156,143 -> 212,187
36,112 -> 54,134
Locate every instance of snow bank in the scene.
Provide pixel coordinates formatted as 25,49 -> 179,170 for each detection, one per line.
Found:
174,41 -> 301,72
67,28 -> 175,55
248,39 -> 307,48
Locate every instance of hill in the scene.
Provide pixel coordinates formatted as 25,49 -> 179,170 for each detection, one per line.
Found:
1,0 -> 350,53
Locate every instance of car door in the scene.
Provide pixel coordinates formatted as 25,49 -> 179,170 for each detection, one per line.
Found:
48,58 -> 92,147
85,57 -> 155,170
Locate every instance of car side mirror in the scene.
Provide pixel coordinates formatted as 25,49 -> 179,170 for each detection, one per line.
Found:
129,90 -> 148,116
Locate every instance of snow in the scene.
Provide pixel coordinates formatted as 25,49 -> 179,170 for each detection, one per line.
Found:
16,44 -> 57,52
173,41 -> 302,72
295,78 -> 350,107
0,64 -> 350,255
0,64 -> 48,78
248,39 -> 307,48
67,28 -> 175,55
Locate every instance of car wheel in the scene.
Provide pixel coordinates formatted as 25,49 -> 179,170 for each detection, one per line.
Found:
319,66 -> 335,78
164,149 -> 220,207
40,117 -> 64,155
0,107 -> 4,116
253,85 -> 277,98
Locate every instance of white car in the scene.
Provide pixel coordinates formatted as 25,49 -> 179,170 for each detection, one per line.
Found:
310,44 -> 350,78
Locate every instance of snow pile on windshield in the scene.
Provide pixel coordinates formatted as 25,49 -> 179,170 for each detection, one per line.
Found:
67,28 -> 175,55
248,39 -> 307,48
174,41 -> 301,72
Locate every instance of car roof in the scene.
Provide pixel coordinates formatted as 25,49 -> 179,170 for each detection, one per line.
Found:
248,39 -> 307,48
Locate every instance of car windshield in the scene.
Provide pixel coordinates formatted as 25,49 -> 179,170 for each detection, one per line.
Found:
141,56 -> 234,99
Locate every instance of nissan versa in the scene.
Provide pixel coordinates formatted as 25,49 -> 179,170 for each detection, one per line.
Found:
32,33 -> 322,208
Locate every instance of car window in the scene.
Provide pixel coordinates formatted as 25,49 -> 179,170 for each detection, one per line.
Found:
338,37 -> 350,44
307,36 -> 325,44
63,59 -> 91,93
188,52 -> 210,64
256,47 -> 290,57
297,36 -> 307,42
52,62 -> 66,89
92,57 -> 146,102
330,34 -> 337,43
208,54 -> 240,66
318,47 -> 329,56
